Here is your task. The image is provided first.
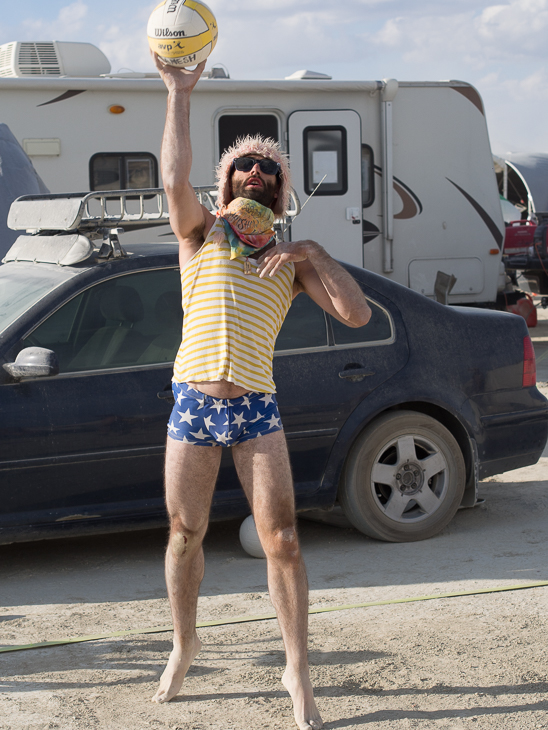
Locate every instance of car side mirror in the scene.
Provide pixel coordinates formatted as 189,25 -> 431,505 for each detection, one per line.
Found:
3,347 -> 59,380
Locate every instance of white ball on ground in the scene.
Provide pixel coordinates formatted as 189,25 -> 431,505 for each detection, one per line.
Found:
239,515 -> 266,559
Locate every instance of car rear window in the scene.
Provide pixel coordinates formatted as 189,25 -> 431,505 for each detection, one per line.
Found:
275,293 -> 328,351
330,297 -> 393,345
275,293 -> 393,352
0,263 -> 74,335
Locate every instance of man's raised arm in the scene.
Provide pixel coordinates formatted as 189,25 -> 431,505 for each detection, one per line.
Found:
153,54 -> 215,264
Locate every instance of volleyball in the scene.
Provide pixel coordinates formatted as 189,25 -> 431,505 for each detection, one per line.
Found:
239,515 -> 266,559
147,0 -> 218,67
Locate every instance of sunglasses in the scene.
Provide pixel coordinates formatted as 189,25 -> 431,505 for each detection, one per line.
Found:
232,157 -> 281,176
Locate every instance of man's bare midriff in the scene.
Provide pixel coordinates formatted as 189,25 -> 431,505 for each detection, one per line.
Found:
187,379 -> 250,399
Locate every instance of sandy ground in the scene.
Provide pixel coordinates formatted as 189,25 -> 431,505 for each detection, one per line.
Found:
1,307 -> 547,730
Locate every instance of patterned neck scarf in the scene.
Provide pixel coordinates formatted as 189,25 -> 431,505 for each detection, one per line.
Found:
217,197 -> 275,260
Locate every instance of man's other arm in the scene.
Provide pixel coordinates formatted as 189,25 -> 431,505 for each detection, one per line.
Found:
257,240 -> 371,328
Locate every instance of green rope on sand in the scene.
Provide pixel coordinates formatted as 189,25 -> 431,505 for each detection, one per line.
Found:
535,347 -> 548,364
2,580 -> 547,654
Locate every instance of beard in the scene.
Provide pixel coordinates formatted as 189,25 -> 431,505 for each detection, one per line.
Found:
231,176 -> 279,209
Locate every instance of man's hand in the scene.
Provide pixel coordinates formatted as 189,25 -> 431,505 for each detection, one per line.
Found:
259,239 -> 372,328
151,51 -> 206,94
256,240 -> 316,279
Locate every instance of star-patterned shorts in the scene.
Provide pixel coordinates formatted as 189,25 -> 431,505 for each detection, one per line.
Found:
167,382 -> 283,447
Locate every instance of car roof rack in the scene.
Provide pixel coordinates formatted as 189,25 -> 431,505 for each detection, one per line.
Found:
4,187 -> 218,265
5,186 -> 301,266
7,187 -> 218,233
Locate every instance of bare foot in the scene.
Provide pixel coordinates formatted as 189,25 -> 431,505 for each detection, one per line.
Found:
151,634 -> 202,703
282,668 -> 323,730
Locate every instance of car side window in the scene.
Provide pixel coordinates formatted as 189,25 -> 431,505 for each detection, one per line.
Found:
330,297 -> 392,345
275,293 -> 328,351
23,268 -> 182,372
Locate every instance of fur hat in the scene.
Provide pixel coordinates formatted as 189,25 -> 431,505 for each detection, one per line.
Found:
215,135 -> 292,218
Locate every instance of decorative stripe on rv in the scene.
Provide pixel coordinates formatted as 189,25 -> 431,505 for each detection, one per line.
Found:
37,90 -> 86,107
447,178 -> 504,249
450,86 -> 485,116
374,166 -> 423,220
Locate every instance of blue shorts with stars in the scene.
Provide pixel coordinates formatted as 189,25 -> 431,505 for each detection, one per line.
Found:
167,382 -> 283,447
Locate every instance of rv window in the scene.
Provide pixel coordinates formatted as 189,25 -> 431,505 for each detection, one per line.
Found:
362,144 -> 374,207
89,153 -> 158,192
303,126 -> 347,196
218,114 -> 279,157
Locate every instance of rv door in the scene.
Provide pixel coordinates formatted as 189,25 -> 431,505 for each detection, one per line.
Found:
288,110 -> 363,267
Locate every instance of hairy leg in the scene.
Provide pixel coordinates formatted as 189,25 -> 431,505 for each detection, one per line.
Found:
232,431 -> 323,730
152,438 -> 222,704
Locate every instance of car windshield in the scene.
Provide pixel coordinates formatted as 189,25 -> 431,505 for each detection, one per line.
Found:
0,263 -> 75,335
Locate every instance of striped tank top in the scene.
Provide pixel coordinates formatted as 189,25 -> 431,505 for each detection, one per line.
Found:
173,217 -> 295,393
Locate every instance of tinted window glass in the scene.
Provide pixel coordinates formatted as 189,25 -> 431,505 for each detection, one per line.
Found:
331,298 -> 392,345
23,268 -> 182,372
362,144 -> 374,207
275,293 -> 327,351
303,126 -> 347,195
0,264 -> 72,335
90,152 -> 158,191
219,114 -> 279,157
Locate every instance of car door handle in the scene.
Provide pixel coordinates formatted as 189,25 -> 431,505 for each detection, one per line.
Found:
157,390 -> 175,404
338,367 -> 376,382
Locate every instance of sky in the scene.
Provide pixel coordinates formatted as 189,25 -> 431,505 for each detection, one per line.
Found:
1,0 -> 548,155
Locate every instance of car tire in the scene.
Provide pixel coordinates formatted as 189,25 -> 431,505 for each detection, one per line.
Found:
339,410 -> 466,542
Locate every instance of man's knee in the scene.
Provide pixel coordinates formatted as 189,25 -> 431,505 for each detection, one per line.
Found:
262,525 -> 301,562
168,514 -> 207,557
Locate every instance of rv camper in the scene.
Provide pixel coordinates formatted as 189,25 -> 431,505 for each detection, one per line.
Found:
0,40 -> 506,305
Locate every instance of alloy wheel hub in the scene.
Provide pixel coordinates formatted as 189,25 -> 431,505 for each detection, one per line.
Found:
395,462 -> 424,495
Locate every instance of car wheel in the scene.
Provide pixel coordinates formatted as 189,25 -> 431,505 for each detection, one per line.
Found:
339,410 -> 466,542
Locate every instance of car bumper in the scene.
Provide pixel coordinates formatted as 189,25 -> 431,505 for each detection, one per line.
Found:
474,396 -> 548,478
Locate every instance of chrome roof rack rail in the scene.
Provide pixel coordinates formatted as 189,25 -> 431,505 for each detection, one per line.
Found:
8,187 -> 217,233
6,187 -> 219,263
5,185 -> 299,265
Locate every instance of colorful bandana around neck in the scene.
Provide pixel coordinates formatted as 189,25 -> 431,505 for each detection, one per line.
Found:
217,197 -> 275,260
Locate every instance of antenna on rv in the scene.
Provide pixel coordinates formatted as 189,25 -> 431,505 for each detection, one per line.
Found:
300,174 -> 327,212
277,174 -> 327,242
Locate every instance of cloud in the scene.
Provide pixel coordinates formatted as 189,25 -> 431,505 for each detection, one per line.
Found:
89,2 -> 361,76
483,66 -> 548,102
371,0 -> 548,68
21,1 -> 88,39
96,6 -> 151,73
210,5 -> 367,78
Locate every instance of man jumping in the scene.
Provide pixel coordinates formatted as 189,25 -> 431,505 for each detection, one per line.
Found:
152,54 -> 371,730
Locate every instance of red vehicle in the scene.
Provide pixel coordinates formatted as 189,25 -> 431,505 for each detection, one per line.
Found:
503,219 -> 537,256
502,219 -> 544,326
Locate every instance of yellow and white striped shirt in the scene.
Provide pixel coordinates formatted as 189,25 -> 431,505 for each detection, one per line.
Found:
173,218 -> 295,393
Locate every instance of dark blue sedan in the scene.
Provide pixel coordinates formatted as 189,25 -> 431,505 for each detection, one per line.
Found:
1,191 -> 547,544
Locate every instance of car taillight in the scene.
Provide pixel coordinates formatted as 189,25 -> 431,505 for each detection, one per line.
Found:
523,335 -> 536,387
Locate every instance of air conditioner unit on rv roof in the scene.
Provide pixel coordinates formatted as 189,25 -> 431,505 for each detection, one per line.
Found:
0,41 -> 111,78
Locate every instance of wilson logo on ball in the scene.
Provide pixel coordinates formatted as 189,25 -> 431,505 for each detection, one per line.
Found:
147,0 -> 218,67
155,28 -> 187,37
